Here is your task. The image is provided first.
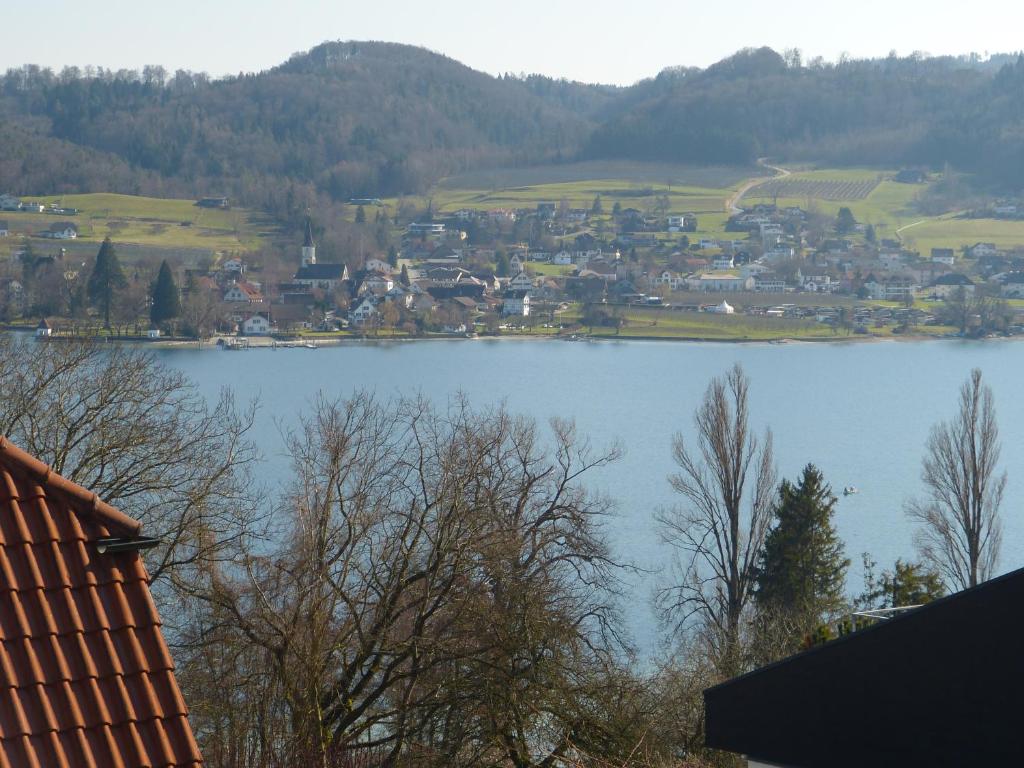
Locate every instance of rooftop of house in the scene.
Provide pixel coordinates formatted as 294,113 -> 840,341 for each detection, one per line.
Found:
0,436 -> 202,767
705,565 -> 1024,767
294,263 -> 347,280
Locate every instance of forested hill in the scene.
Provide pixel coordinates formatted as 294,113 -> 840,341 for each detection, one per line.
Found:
585,48 -> 1024,188
3,42 -> 1024,212
0,41 -> 615,212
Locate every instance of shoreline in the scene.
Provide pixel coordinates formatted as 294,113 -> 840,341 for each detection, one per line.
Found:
135,330 -> 984,349
5,327 -> 995,349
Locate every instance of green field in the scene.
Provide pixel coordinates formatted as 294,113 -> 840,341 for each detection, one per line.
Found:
2,193 -> 272,254
745,169 -> 1024,253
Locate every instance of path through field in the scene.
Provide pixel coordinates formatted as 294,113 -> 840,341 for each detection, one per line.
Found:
727,159 -> 790,213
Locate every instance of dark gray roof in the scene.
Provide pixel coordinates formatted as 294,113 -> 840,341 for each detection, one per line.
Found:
294,263 -> 346,281
932,272 -> 974,286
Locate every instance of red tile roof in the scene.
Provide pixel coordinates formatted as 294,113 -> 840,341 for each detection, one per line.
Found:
0,437 -> 202,768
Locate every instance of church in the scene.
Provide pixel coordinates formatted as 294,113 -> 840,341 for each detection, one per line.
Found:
292,216 -> 349,290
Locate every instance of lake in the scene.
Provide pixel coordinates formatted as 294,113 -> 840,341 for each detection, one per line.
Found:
155,337 -> 1024,655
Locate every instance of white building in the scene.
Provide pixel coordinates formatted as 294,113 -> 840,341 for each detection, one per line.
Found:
690,273 -> 755,292
502,290 -> 531,317
709,300 -> 735,314
242,313 -> 272,335
653,270 -> 687,291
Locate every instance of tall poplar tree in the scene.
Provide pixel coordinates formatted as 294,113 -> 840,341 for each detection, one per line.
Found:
150,260 -> 181,326
87,237 -> 126,329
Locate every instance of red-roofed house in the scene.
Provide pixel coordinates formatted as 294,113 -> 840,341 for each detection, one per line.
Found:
0,436 -> 203,767
222,282 -> 264,304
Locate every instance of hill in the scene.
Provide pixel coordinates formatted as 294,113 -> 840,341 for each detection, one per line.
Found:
0,42 -> 609,210
585,48 -> 1024,190
2,42 -> 1024,216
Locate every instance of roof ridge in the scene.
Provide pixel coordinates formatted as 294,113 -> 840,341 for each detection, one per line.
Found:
0,437 -> 142,537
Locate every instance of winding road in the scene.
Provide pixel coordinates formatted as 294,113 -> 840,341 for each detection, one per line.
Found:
726,158 -> 791,214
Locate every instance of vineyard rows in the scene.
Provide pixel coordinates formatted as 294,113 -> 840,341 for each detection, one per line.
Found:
755,178 -> 881,201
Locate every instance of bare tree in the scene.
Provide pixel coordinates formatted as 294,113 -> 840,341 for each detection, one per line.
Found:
907,368 -> 1006,591
656,364 -> 776,675
0,335 -> 259,594
181,394 -> 628,767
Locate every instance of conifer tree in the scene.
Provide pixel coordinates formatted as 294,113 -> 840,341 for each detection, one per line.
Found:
87,237 -> 127,329
755,464 -> 849,627
355,205 -> 366,224
150,259 -> 181,326
399,264 -> 410,287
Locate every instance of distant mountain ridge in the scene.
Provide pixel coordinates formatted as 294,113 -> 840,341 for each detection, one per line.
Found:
2,41 -> 1023,211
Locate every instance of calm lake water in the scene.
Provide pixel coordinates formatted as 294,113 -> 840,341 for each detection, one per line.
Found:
155,337 -> 1024,654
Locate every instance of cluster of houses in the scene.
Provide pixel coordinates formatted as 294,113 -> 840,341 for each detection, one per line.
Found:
191,198 -> 1024,336
196,218 -> 550,335
0,193 -> 80,240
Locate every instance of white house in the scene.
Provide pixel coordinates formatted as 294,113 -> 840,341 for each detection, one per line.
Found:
653,270 -> 687,291
754,275 -> 787,293
931,248 -> 956,266
45,222 -> 78,239
223,282 -> 264,303
801,275 -> 834,293
928,272 -> 975,299
508,271 -> 535,292
221,258 -> 245,274
350,297 -> 379,326
864,275 -> 918,301
35,318 -> 52,338
502,290 -> 530,317
241,313 -> 272,335
713,255 -> 735,270
509,253 -> 525,273
968,243 -> 997,259
0,194 -> 21,211
740,262 -> 771,278
552,251 -> 573,266
364,257 -> 392,273
361,272 -> 394,293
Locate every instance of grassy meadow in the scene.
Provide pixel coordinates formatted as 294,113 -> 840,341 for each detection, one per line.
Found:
1,193 -> 273,255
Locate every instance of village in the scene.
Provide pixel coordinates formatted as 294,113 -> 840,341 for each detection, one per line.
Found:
4,186 -> 1024,340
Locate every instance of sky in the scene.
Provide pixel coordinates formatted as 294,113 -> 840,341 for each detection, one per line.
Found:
3,0 -> 1019,85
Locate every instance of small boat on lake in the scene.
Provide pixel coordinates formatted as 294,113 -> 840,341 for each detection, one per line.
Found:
843,486 -> 859,496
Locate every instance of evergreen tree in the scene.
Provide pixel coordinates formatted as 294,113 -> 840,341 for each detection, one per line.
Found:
87,237 -> 127,329
612,201 -> 622,217
387,245 -> 398,268
836,207 -> 857,234
355,205 -> 366,224
495,253 -> 510,277
591,194 -> 603,214
399,264 -> 411,287
755,464 -> 850,627
859,558 -> 945,609
150,259 -> 181,326
865,223 -> 877,244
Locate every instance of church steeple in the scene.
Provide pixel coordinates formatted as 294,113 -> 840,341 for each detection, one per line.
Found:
301,214 -> 316,266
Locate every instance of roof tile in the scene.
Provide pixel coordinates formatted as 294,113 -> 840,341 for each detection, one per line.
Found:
0,439 -> 202,766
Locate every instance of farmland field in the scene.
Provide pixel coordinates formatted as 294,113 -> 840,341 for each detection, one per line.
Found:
0,193 -> 274,258
755,177 -> 882,201
438,161 -> 764,191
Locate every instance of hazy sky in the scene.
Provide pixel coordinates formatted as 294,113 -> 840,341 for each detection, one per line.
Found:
4,0 -> 1018,85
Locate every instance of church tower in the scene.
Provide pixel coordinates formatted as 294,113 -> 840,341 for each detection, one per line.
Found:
301,215 -> 316,266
